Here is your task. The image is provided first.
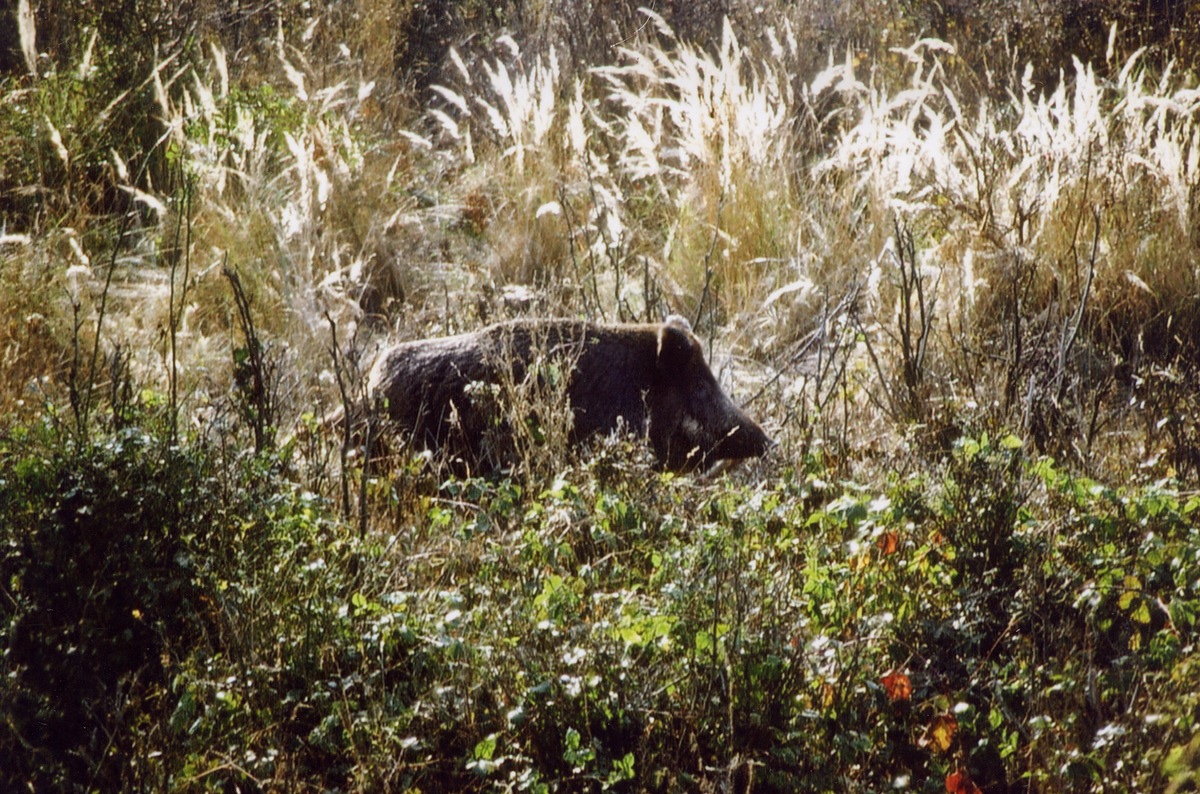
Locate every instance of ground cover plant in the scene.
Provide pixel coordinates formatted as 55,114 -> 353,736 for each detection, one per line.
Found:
3,0 -> 1200,790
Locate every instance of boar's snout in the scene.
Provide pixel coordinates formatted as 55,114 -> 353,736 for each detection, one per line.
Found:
651,319 -> 774,473
663,399 -> 774,473
712,411 -> 775,461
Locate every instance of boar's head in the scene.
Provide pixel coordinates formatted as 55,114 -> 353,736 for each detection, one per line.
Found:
648,316 -> 774,473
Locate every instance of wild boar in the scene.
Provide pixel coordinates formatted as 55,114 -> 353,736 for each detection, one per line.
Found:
364,315 -> 773,473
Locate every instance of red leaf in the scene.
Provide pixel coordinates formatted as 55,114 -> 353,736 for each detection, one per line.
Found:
881,670 -> 911,702
946,770 -> 983,794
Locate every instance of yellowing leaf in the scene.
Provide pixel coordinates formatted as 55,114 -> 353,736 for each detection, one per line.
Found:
820,683 -> 835,709
920,713 -> 957,753
1119,575 -> 1142,610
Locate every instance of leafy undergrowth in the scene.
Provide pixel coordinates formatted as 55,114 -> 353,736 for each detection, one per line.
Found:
5,412 -> 1199,792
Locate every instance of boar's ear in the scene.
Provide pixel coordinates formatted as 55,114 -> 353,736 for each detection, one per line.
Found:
663,314 -> 692,333
656,316 -> 696,372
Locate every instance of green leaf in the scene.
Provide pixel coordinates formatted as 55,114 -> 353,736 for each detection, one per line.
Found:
998,433 -> 1024,450
564,727 -> 595,770
1169,599 -> 1197,629
474,734 -> 497,761
606,752 -> 636,785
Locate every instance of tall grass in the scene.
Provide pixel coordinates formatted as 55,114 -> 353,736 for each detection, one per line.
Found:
817,41 -> 1200,338
424,12 -> 804,328
412,13 -> 1198,470
6,6 -> 1198,467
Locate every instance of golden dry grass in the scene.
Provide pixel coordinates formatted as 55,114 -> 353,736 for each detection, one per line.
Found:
2,5 -> 1198,479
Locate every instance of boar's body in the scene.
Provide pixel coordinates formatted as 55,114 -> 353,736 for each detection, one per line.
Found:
366,316 -> 772,472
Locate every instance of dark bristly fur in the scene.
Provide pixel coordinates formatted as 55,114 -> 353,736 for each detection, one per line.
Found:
366,316 -> 773,473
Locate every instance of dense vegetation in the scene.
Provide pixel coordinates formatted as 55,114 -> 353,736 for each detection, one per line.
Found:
3,1 -> 1200,790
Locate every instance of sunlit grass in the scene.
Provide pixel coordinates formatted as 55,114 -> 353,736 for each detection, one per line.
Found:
5,6 -> 1199,470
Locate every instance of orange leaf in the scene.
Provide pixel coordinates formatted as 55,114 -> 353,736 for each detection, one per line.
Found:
945,769 -> 983,794
876,530 -> 899,555
921,712 -> 958,753
881,670 -> 911,702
